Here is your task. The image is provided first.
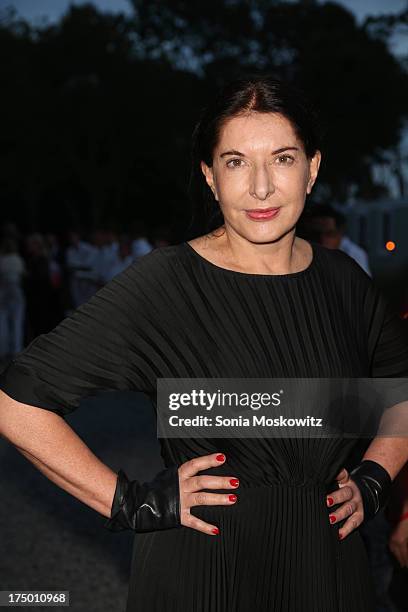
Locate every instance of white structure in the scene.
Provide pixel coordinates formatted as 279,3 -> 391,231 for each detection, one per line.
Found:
336,199 -> 408,275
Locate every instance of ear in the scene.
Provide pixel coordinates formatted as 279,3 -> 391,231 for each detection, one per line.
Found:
306,150 -> 322,195
201,161 -> 218,201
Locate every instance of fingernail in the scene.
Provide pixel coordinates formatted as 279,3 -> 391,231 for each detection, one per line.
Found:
212,527 -> 220,535
229,494 -> 237,502
329,514 -> 336,524
338,532 -> 343,540
216,454 -> 225,462
230,478 -> 239,487
327,497 -> 334,507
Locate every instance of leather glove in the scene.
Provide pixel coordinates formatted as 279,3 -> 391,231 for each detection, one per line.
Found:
350,459 -> 392,522
104,464 -> 182,533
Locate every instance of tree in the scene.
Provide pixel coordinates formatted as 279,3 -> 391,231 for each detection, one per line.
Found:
129,0 -> 408,202
2,1 -> 407,233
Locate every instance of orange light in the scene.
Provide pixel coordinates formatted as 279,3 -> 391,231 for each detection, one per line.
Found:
385,241 -> 396,251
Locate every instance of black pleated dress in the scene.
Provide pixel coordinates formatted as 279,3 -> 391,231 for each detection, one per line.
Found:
1,239 -> 408,612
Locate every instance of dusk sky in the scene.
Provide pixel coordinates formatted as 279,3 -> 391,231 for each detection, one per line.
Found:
0,0 -> 406,26
0,1 -> 406,198
1,0 -> 406,57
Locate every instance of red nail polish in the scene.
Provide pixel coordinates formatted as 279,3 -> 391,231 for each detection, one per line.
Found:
327,497 -> 334,506
229,494 -> 237,502
230,478 -> 239,487
216,454 -> 225,462
329,514 -> 336,524
338,532 -> 343,540
212,527 -> 220,534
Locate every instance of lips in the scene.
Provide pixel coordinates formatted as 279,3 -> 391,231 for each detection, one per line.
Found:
245,207 -> 281,220
246,207 -> 280,213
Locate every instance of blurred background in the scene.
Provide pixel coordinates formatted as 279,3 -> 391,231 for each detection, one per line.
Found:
0,1 -> 407,611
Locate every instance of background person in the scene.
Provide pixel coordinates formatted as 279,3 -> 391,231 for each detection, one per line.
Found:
299,204 -> 372,276
0,237 -> 26,359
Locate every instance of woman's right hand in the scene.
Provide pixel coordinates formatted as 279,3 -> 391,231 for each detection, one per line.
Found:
178,452 -> 239,535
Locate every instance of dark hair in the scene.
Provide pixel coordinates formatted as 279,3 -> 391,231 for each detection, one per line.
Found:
187,74 -> 323,238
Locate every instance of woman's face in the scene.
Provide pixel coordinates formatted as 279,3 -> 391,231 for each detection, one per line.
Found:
201,112 -> 321,243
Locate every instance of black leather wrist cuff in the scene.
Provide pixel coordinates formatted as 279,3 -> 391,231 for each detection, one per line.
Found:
104,464 -> 182,533
349,459 -> 392,522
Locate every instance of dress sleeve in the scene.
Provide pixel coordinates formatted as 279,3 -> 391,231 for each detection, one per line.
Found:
0,252 -> 161,417
332,247 -> 408,377
355,258 -> 408,429
364,281 -> 408,378
332,248 -> 408,437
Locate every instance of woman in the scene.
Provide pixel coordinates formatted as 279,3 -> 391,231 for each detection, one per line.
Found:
0,76 -> 407,611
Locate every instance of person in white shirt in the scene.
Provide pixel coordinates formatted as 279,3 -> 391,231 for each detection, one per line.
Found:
0,237 -> 26,357
129,219 -> 153,259
94,229 -> 120,284
104,238 -> 133,282
338,234 -> 371,277
301,204 -> 372,277
131,237 -> 153,259
65,230 -> 99,309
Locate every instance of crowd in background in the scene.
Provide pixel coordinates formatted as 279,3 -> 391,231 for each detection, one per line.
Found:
0,220 -> 171,361
0,207 -> 379,362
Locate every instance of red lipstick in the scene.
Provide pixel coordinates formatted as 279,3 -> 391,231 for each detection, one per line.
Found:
245,207 -> 281,221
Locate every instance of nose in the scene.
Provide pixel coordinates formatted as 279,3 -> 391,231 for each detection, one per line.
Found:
249,163 -> 275,200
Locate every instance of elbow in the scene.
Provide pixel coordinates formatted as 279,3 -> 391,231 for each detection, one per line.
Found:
0,388 -> 62,449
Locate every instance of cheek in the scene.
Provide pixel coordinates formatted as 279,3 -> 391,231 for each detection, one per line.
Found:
279,168 -> 309,196
216,171 -> 247,195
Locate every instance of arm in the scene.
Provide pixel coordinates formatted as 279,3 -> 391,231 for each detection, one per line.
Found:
0,389 -> 117,519
327,430 -> 408,539
362,436 -> 408,481
388,463 -> 408,567
0,250 -> 187,534
387,461 -> 408,522
0,389 -> 191,535
325,257 -> 408,536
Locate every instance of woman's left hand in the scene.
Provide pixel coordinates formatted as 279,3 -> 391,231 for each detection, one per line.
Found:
326,467 -> 365,540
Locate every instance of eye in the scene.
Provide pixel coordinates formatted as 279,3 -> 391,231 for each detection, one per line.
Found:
226,158 -> 245,168
275,154 -> 295,165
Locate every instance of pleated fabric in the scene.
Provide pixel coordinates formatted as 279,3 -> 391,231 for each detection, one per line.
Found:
1,239 -> 408,612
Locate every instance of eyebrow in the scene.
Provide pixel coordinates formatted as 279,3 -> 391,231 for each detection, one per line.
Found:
220,146 -> 300,158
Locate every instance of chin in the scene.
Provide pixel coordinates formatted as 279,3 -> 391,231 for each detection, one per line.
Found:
244,228 -> 289,245
246,222 -> 295,240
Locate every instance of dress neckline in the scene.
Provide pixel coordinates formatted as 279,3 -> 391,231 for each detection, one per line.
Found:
182,239 -> 318,279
